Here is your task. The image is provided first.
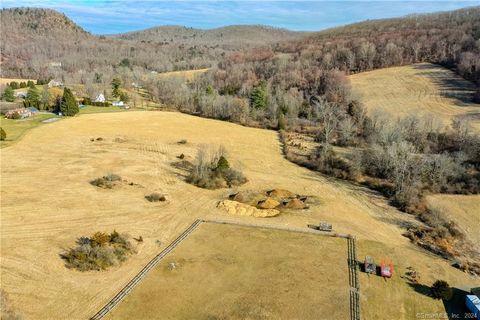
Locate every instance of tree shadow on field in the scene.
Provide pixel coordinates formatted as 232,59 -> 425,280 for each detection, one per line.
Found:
408,282 -> 471,320
412,64 -> 477,106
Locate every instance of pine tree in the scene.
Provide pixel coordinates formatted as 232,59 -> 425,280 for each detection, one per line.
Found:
250,81 -> 268,110
60,87 -> 79,116
111,77 -> 121,98
0,127 -> 6,141
26,86 -> 40,107
3,86 -> 15,102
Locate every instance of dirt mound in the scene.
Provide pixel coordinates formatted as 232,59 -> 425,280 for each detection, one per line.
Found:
267,189 -> 296,200
229,191 -> 266,206
257,197 -> 280,209
217,200 -> 280,218
284,198 -> 307,209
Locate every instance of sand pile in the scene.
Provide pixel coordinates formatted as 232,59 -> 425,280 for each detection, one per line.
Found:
257,198 -> 280,209
217,200 -> 280,218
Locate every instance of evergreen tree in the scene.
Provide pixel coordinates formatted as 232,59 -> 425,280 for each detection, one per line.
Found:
3,86 -> 15,102
19,82 -> 26,89
250,81 -> 268,110
206,85 -> 215,95
111,77 -> 121,98
9,81 -> 19,90
26,86 -> 40,107
119,90 -> 129,103
60,87 -> 79,116
0,127 -> 6,141
216,156 -> 230,171
27,80 -> 35,88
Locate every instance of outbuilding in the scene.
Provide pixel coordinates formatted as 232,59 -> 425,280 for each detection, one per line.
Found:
466,295 -> 480,318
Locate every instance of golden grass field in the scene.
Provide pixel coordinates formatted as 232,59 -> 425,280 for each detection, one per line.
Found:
106,223 -> 350,320
426,194 -> 480,250
349,63 -> 480,130
143,68 -> 209,82
0,111 -> 478,319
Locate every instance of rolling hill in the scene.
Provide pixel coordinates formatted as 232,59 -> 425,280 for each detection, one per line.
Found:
114,24 -> 304,48
0,8 -> 305,80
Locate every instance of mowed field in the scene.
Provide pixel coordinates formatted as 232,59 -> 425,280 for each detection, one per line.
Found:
0,111 -> 478,319
426,194 -> 480,250
106,223 -> 350,320
144,68 -> 209,82
0,78 -> 34,85
349,63 -> 480,130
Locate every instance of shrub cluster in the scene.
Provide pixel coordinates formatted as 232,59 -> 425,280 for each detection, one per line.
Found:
61,230 -> 134,271
90,174 -> 122,189
186,146 -> 247,189
145,192 -> 166,202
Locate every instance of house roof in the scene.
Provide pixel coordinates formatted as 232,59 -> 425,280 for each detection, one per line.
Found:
472,287 -> 480,297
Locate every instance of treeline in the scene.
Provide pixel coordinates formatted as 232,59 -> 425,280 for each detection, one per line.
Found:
0,8 -> 302,82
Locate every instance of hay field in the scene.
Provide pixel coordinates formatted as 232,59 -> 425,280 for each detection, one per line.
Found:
425,194 -> 480,250
0,114 -> 60,148
349,63 -> 480,130
0,111 -> 478,319
144,68 -> 209,82
106,223 -> 350,320
0,78 -> 34,85
357,239 -> 476,320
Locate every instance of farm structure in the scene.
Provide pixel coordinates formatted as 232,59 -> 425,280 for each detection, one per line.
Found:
4,107 -> 38,119
364,256 -> 376,274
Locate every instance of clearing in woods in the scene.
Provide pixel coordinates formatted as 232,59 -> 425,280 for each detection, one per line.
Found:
349,63 -> 480,130
105,223 -> 350,320
0,78 -> 35,85
0,112 -> 478,319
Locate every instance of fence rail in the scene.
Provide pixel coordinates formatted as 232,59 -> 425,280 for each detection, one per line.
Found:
90,218 -> 360,320
348,236 -> 361,320
90,219 -> 202,320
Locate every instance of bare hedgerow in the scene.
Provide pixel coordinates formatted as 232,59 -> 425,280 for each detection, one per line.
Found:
60,230 -> 135,271
186,145 -> 247,189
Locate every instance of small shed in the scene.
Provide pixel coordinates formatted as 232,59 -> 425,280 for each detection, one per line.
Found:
27,107 -> 39,114
466,294 -> 480,319
364,256 -> 376,274
380,259 -> 393,278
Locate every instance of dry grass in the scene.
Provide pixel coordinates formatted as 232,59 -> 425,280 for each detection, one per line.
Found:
0,111 -> 478,319
349,63 -> 480,130
425,194 -> 480,250
357,239 -> 478,320
142,68 -> 209,83
106,223 -> 349,320
0,78 -> 34,86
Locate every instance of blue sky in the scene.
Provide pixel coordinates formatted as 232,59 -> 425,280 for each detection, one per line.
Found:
1,1 -> 479,34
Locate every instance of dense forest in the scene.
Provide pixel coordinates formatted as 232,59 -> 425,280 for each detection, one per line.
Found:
0,8 -> 302,82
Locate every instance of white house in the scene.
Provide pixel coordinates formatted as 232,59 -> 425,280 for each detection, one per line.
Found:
47,80 -> 63,88
112,101 -> 124,107
94,94 -> 105,103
